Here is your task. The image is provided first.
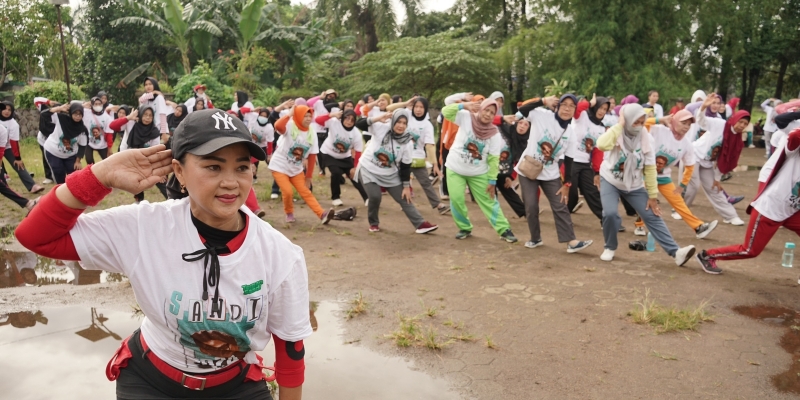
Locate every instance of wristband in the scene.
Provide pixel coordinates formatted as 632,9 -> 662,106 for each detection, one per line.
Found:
679,183 -> 687,189
458,104 -> 464,111
65,164 -> 112,207
515,112 -> 524,120
563,182 -> 572,187
403,181 -> 411,188
488,180 -> 497,186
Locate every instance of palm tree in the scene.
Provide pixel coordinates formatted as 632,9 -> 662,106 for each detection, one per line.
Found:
111,0 -> 223,74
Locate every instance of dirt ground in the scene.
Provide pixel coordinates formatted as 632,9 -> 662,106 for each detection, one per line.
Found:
3,147 -> 800,399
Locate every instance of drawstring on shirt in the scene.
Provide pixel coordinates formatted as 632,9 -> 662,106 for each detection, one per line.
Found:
182,246 -> 223,301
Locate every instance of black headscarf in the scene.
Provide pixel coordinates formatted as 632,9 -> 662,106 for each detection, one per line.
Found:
57,103 -> 89,140
323,102 -> 339,113
555,94 -> 578,129
194,99 -> 205,111
342,99 -> 355,111
392,95 -> 402,104
90,96 -> 105,116
116,105 -> 132,120
127,105 -> 161,149
38,103 -> 57,138
411,97 -> 429,122
144,77 -> 161,99
97,91 -> 109,107
167,104 -> 188,132
588,96 -> 610,126
362,94 -> 372,103
0,101 -> 14,122
341,110 -> 357,132
502,121 -> 531,165
235,91 -> 248,108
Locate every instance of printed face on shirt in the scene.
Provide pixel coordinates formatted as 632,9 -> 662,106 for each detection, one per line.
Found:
333,140 -> 349,153
291,146 -> 305,161
59,136 -> 75,152
709,145 -> 721,161
500,150 -> 510,162
655,155 -> 668,174
612,155 -> 627,180
459,137 -> 486,165
251,133 -> 260,143
92,127 -> 102,139
376,152 -> 390,167
791,182 -> 800,210
581,135 -> 595,154
540,142 -> 554,162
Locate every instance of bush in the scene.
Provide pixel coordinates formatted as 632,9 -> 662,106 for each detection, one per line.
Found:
173,61 -> 235,108
252,87 -> 281,107
14,81 -> 87,109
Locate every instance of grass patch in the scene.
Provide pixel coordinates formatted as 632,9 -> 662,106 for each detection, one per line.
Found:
443,317 -> 464,330
331,228 -> 352,236
629,289 -> 714,334
345,291 -> 368,320
386,313 -> 454,350
485,335 -> 498,349
448,332 -> 476,342
420,300 -> 437,317
651,350 -> 678,361
449,265 -> 463,271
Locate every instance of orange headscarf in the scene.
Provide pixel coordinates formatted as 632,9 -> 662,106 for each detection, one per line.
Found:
293,105 -> 313,129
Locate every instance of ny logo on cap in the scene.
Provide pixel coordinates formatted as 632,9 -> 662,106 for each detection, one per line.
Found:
211,111 -> 236,130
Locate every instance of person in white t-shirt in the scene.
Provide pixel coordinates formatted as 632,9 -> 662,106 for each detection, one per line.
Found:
567,93 -> 608,221
184,84 -> 214,114
34,97 -> 57,184
138,77 -> 170,135
83,97 -> 115,164
696,128 -> 800,275
0,123 -> 38,210
43,102 -> 89,184
15,108 -> 312,398
761,98 -> 782,157
0,101 -> 43,193
249,107 -> 275,181
315,109 -> 368,206
643,90 -> 664,118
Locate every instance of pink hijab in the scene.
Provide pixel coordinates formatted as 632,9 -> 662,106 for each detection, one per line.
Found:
470,99 -> 499,140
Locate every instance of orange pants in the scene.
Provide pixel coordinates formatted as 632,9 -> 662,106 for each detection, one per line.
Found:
271,171 -> 324,217
658,182 -> 703,230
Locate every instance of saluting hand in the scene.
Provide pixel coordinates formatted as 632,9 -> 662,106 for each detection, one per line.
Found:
91,145 -> 174,194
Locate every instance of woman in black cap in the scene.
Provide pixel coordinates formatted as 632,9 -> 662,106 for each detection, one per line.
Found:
16,108 -> 311,400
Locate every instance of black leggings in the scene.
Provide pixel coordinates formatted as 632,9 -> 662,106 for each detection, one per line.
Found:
85,148 -> 109,165
322,154 -> 368,201
496,172 -> 525,217
0,171 -> 28,208
567,162 -> 603,220
116,330 -> 272,400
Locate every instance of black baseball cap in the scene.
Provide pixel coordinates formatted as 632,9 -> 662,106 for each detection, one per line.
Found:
172,109 -> 266,161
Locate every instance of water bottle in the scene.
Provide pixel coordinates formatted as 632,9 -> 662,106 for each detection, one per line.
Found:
646,232 -> 655,252
782,243 -> 794,268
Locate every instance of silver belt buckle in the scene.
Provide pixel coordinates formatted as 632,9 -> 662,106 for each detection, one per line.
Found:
181,373 -> 207,390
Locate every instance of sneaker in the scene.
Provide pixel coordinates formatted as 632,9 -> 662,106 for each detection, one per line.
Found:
696,250 -> 723,274
437,204 -> 451,215
253,179 -> 258,183
571,200 -> 584,213
695,220 -> 718,239
721,172 -> 732,182
618,225 -> 626,232
727,195 -> 745,205
539,208 -> 544,215
430,175 -> 440,185
455,230 -> 472,240
270,193 -> 279,199
674,245 -> 696,267
415,221 -> 439,234
256,209 -> 266,218
285,213 -> 296,223
724,217 -> 745,226
25,197 -> 40,211
332,198 -> 344,207
42,179 -> 53,184
500,229 -> 518,243
369,225 -> 380,232
748,144 -> 756,149
30,184 -> 44,194
600,249 -> 615,261
671,210 -> 682,220
320,208 -> 334,225
364,199 -> 369,207
567,240 -> 593,253
525,240 -> 543,249
634,226 -> 646,236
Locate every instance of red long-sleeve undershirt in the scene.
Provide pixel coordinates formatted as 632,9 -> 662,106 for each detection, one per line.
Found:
10,140 -> 20,159
109,117 -> 128,132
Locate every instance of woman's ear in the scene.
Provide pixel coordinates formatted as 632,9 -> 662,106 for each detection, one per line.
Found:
172,159 -> 185,186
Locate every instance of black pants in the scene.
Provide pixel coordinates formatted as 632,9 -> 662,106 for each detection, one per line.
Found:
45,151 -> 77,184
322,154 -> 368,201
496,172 -> 525,217
567,162 -> 603,220
440,147 -> 450,196
116,330 -> 272,400
317,131 -> 329,174
39,144 -> 53,180
85,148 -> 109,165
0,171 -> 28,208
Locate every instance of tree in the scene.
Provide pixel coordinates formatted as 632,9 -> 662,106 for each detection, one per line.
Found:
0,0 -> 66,82
312,0 -> 410,58
111,0 -> 223,74
345,33 -> 500,105
401,10 -> 465,38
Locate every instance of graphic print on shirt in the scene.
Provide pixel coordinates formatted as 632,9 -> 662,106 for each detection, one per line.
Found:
612,154 -> 628,180
410,131 -> 421,150
287,143 -> 310,165
371,145 -> 397,168
332,138 -> 351,154
89,124 -> 104,147
58,134 -> 77,153
655,145 -> 678,174
168,290 -> 262,369
458,133 -> 486,165
704,138 -> 722,161
533,131 -> 564,165
578,133 -> 596,154
791,182 -> 800,210
498,144 -> 512,175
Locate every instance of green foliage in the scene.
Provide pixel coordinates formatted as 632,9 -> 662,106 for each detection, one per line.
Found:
252,87 -> 281,107
173,61 -> 234,106
346,32 -> 500,106
14,81 -> 86,109
0,0 -> 71,82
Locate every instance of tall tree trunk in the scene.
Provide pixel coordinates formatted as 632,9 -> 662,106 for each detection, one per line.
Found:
740,67 -> 760,113
181,51 -> 192,75
717,55 -> 732,101
775,58 -> 788,99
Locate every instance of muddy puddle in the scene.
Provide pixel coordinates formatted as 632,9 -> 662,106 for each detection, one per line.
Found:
733,305 -> 800,394
0,302 -> 457,400
1,249 -> 126,288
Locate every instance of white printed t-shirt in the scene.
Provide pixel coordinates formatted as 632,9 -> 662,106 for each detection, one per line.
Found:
83,109 -> 114,150
445,110 -> 504,177
599,124 -> 656,192
71,200 -> 312,373
43,114 -> 88,159
751,138 -> 800,221
119,120 -> 160,152
320,118 -> 363,160
650,125 -> 695,182
250,121 -> 275,148
359,121 -> 413,187
268,120 -> 319,177
516,108 -> 571,181
407,117 -> 435,160
692,112 -> 725,172
567,110 -> 605,164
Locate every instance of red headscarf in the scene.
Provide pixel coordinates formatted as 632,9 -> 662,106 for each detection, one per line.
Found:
293,105 -> 313,129
717,110 -> 750,174
727,97 -> 740,111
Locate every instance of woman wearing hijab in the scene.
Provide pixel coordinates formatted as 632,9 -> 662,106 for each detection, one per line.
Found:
125,105 -> 168,203
496,117 -> 529,218
0,122 -> 39,210
165,104 -> 188,150
0,102 -> 43,193
566,93 -> 608,221
83,97 -> 115,165
34,97 -> 57,184
597,104 -> 696,264
354,109 -> 438,234
361,93 -> 393,142
269,105 -> 334,224
112,105 -> 132,152
16,109 -> 311,398
649,110 -> 718,238
315,109 -> 369,206
250,107 -> 275,181
42,103 -> 89,184
683,95 -> 749,226
439,92 -> 483,201
513,95 -> 593,252
138,77 -> 169,136
231,91 -> 254,115
184,84 -> 213,114
438,98 -> 515,241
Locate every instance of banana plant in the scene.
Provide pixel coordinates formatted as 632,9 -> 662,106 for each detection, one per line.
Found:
111,0 -> 223,74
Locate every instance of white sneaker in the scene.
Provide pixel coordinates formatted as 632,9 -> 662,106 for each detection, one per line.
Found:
724,217 -> 745,226
42,179 -> 53,184
572,200 -> 584,213
270,193 -> 279,199
674,245 -> 697,266
332,199 -> 343,207
600,249 -> 615,261
671,210 -> 682,220
634,227 -> 646,236
748,144 -> 756,149
364,199 -> 369,207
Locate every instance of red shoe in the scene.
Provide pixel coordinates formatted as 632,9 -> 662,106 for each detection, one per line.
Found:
369,225 -> 380,232
415,221 -> 438,234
